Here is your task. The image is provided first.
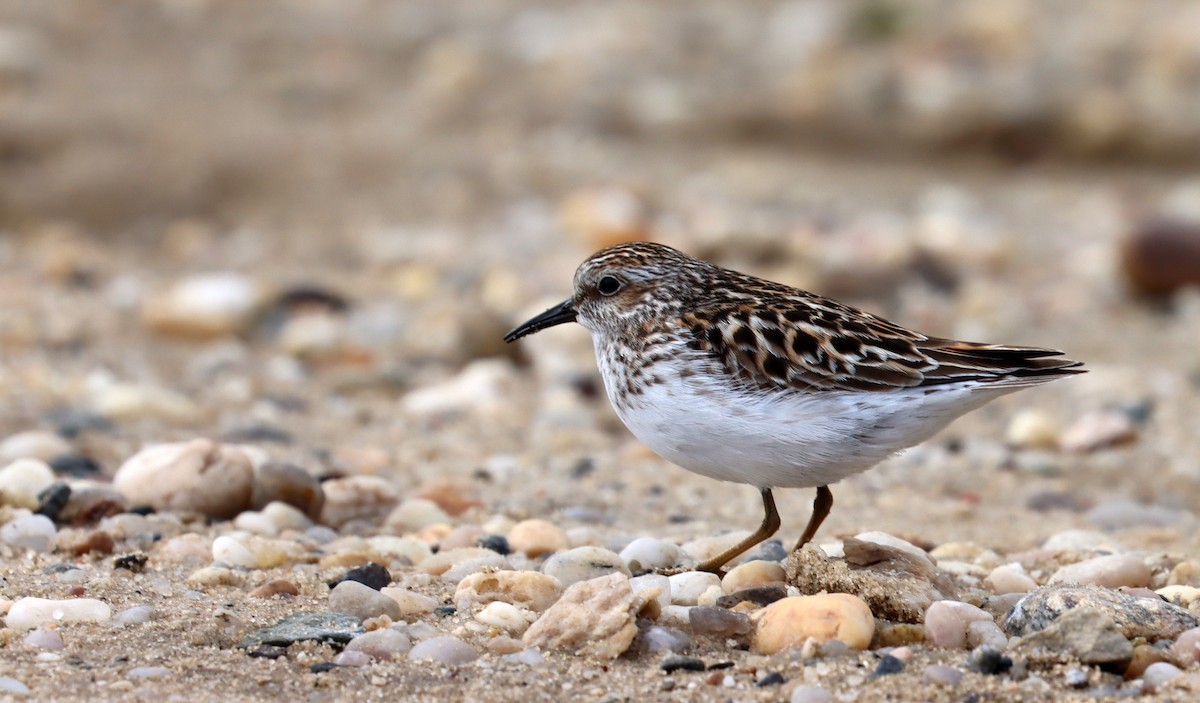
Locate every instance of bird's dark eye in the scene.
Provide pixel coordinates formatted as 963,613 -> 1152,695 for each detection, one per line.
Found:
597,275 -> 623,296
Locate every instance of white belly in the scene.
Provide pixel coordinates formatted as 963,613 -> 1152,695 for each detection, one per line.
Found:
596,342 -> 1011,488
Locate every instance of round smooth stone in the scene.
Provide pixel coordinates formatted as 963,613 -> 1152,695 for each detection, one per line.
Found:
407,636 -> 480,664
790,685 -> 834,703
114,605 -> 154,625
619,537 -> 687,572
1048,555 -> 1151,589
542,546 -> 630,587
475,601 -> 531,635
924,600 -> 993,649
23,628 -> 64,650
752,594 -> 874,654
0,514 -> 56,553
328,581 -> 402,621
507,519 -> 569,557
345,628 -> 412,660
667,572 -> 721,606
0,459 -> 57,509
5,597 -> 112,630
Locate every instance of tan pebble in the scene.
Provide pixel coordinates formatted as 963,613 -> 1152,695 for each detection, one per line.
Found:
0,431 -> 72,465
381,587 -> 438,617
476,601 -> 532,635
508,519 -> 569,557
112,439 -> 254,520
0,459 -> 57,509
366,536 -> 431,565
928,542 -> 985,561
455,570 -> 563,612
874,622 -> 925,647
55,528 -> 116,556
721,560 -> 786,595
416,479 -> 481,517
439,525 -> 485,551
696,585 -> 726,607
361,615 -> 393,631
1124,643 -> 1177,680
484,636 -> 526,654
318,549 -> 382,570
251,464 -> 324,520
385,498 -> 451,533
751,594 -> 875,654
413,523 -> 454,544
1005,409 -> 1061,449
1158,586 -> 1200,609
187,566 -> 244,588
249,579 -> 300,598
1169,561 -> 1200,587
1049,554 -> 1151,589
319,476 -> 400,528
419,547 -> 496,576
986,563 -> 1038,594
523,573 -> 640,658
141,272 -> 265,338
1060,411 -> 1137,453
1171,627 -> 1200,666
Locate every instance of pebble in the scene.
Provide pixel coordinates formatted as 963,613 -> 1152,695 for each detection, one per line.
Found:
440,554 -> 511,583
985,562 -> 1038,594
507,519 -> 570,557
751,594 -> 875,654
249,580 -> 300,598
966,620 -> 1009,650
1142,662 -> 1183,691
332,650 -> 371,667
0,513 -> 57,552
332,563 -> 391,591
438,525 -> 485,550
385,498 -> 451,533
872,654 -> 905,677
407,636 -> 480,664
619,537 -> 687,572
56,485 -> 128,526
5,597 -> 112,629
1007,585 -> 1199,640
380,587 -> 438,617
114,605 -> 154,625
367,536 -> 432,566
660,655 -> 705,672
853,531 -> 936,570
345,628 -> 413,660
924,664 -> 963,686
187,566 -> 244,588
0,459 -> 57,509
478,534 -> 511,555
682,532 -> 751,564
454,570 -> 563,612
667,571 -> 721,606
924,600 -> 994,649
1060,411 -> 1137,453
56,528 -> 116,556
0,677 -> 30,696
318,475 -> 400,528
113,440 -> 254,519
127,666 -> 171,680
211,534 -> 289,569
1171,626 -> 1200,666
721,560 -> 786,594
0,431 -> 73,465
789,685 -> 834,703
1005,409 -> 1061,449
141,272 -> 264,338
643,625 -> 691,653
1169,561 -> 1200,587
1120,217 -> 1200,296
1048,554 -> 1151,589
629,573 -> 671,614
689,605 -> 753,637
1014,607 -> 1133,668
523,573 -> 640,658
23,628 -> 64,650
967,646 -> 1013,675
501,648 -> 544,665
542,546 -> 630,587
250,464 -> 324,520
328,581 -> 403,621
237,612 -> 361,648
475,601 -> 531,635
232,510 -> 278,536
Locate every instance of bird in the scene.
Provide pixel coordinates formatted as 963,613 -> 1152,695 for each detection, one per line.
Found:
505,241 -> 1084,573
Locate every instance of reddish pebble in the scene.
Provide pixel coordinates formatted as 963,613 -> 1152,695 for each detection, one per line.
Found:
250,579 -> 300,598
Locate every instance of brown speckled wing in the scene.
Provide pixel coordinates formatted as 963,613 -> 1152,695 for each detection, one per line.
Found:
683,293 -> 1083,394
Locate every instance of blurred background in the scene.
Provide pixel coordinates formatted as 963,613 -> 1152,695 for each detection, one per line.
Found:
2,0 -> 1200,543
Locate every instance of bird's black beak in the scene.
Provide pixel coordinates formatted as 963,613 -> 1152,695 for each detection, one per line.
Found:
504,298 -> 577,342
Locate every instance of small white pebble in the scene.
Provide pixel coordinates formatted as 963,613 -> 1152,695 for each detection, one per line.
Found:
23,628 -> 63,650
407,636 -> 479,664
0,676 -> 30,696
667,571 -> 720,606
333,650 -> 372,667
790,685 -> 834,703
126,666 -> 171,680
114,605 -> 154,626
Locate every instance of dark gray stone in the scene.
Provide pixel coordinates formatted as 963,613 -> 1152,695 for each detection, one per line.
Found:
237,612 -> 362,649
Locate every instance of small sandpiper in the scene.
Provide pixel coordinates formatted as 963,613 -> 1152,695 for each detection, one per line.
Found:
506,242 -> 1084,573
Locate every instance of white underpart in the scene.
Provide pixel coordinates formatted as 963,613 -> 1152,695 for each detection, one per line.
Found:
594,337 -> 1019,488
